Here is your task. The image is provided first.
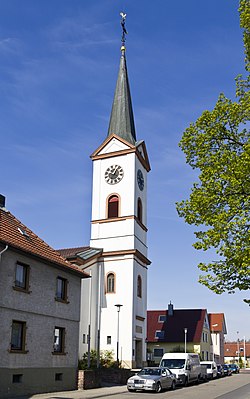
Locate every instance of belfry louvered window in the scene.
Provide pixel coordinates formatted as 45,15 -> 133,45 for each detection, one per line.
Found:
137,198 -> 142,223
137,275 -> 142,298
108,195 -> 119,218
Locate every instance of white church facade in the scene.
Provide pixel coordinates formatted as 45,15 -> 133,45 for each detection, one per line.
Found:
58,36 -> 150,369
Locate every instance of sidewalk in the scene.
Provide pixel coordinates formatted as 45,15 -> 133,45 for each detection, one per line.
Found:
18,385 -> 128,399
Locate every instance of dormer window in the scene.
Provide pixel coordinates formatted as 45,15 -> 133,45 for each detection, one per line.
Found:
155,330 -> 164,339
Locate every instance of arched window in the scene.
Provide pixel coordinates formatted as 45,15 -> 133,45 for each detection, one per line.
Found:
137,275 -> 142,298
107,273 -> 115,293
137,198 -> 142,223
108,195 -> 119,218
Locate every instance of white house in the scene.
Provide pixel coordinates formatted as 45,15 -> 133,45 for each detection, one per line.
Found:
208,313 -> 227,364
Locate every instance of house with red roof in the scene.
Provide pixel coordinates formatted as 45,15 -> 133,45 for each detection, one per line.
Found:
0,195 -> 90,398
224,342 -> 250,367
147,303 -> 216,365
208,313 -> 227,364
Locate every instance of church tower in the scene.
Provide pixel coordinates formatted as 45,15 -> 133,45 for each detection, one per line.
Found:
89,16 -> 150,368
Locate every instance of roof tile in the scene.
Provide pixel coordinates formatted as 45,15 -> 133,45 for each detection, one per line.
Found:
147,309 -> 207,343
0,209 -> 89,278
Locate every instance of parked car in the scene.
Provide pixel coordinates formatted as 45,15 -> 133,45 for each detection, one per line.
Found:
127,367 -> 176,393
160,352 -> 202,386
222,364 -> 232,376
199,364 -> 208,382
229,363 -> 240,373
200,361 -> 217,379
217,364 -> 225,378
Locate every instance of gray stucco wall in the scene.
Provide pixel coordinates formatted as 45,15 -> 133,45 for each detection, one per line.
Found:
0,367 -> 77,398
0,248 -> 82,397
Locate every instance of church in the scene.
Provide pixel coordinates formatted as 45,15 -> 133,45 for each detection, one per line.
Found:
58,15 -> 151,369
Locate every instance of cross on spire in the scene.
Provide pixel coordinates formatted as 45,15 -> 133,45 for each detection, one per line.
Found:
120,12 -> 127,47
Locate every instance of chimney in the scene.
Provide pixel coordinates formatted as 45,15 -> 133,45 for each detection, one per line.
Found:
168,301 -> 174,316
0,194 -> 6,208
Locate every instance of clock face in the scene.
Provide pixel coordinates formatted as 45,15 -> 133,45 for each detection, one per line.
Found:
105,165 -> 124,185
137,169 -> 144,191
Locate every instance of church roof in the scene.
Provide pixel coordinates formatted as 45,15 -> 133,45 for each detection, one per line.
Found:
57,246 -> 90,258
57,246 -> 103,265
0,204 -> 88,278
107,47 -> 136,145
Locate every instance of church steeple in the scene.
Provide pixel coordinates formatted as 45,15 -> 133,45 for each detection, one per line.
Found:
89,13 -> 150,369
107,13 -> 136,145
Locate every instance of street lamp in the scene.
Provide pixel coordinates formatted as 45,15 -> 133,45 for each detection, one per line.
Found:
211,323 -> 218,361
237,331 -> 240,364
115,304 -> 123,366
184,328 -> 187,353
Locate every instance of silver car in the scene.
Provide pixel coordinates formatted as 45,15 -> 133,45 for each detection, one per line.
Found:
127,367 -> 176,393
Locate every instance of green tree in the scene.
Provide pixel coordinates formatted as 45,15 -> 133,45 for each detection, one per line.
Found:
176,0 -> 250,303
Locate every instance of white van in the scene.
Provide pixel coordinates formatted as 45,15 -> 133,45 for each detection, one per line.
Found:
160,353 -> 202,386
200,361 -> 217,379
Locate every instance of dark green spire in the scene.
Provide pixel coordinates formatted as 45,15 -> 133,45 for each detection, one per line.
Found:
107,46 -> 136,145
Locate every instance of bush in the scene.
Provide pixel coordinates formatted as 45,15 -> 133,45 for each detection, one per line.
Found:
79,349 -> 117,370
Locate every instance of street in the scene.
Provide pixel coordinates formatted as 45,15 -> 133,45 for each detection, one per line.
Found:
122,373 -> 250,399
23,372 -> 250,399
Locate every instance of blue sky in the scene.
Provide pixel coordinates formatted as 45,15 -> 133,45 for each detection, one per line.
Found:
1,0 -> 249,342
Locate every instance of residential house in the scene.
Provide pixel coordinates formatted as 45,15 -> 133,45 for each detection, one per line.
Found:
208,313 -> 227,364
0,195 -> 89,398
147,303 -> 211,364
224,342 -> 250,367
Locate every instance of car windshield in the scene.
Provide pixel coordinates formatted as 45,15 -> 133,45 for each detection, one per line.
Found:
203,364 -> 212,369
138,368 -> 161,376
161,359 -> 185,369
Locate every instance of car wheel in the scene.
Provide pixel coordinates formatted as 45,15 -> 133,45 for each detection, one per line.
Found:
127,388 -> 134,392
184,377 -> 188,387
155,382 -> 162,393
171,381 -> 176,390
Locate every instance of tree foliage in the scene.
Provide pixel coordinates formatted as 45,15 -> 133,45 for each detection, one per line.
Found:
176,1 -> 250,302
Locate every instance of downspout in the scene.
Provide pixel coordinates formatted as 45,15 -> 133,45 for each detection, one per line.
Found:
0,244 -> 8,262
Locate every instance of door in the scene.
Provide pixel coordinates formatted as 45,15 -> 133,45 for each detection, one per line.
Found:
135,339 -> 143,368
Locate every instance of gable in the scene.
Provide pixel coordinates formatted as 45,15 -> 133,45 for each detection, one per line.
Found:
99,137 -> 131,155
91,133 -> 135,159
136,141 -> 147,161
136,141 -> 151,172
208,313 -> 227,334
203,313 -> 210,330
